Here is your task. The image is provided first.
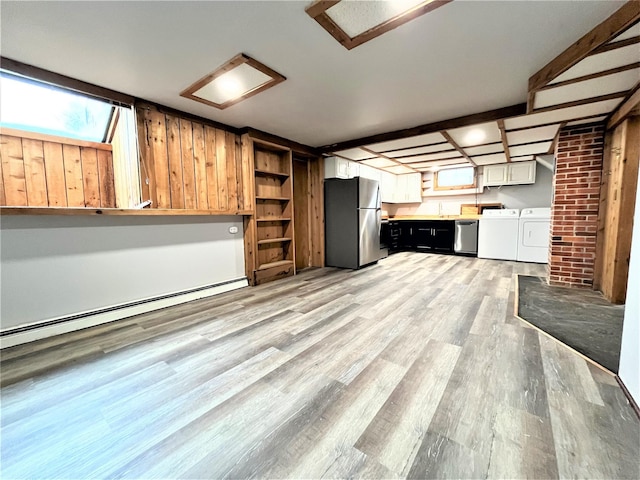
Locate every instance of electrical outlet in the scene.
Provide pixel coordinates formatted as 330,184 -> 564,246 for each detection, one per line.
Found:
229,226 -> 239,234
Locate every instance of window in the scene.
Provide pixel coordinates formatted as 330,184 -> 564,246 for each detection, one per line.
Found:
434,166 -> 476,191
0,71 -> 114,142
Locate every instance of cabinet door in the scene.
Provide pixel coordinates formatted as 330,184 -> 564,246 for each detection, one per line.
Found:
432,221 -> 455,253
414,221 -> 434,251
407,173 -> 422,202
380,171 -> 397,203
508,161 -> 536,185
399,222 -> 417,249
336,158 -> 351,178
483,164 -> 508,186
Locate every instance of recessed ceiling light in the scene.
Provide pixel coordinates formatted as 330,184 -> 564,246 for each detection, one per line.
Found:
464,129 -> 487,145
180,54 -> 285,110
306,0 -> 451,50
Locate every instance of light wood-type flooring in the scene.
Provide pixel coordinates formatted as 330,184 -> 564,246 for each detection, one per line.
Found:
1,252 -> 638,479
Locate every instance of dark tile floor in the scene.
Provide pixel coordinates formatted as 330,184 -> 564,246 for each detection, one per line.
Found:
517,275 -> 625,373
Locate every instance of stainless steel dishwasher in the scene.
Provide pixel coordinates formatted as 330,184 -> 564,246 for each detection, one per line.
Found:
454,220 -> 478,255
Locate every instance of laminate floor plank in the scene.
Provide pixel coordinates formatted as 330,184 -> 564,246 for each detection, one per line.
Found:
1,252 -> 638,479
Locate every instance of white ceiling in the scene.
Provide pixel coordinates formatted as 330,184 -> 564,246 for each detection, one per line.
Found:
0,1 -> 626,147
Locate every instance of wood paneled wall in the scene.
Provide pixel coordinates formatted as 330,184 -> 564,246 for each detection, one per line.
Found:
136,103 -> 251,213
594,116 -> 639,303
0,129 -> 115,208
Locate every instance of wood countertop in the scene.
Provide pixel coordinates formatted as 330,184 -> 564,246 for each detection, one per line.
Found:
383,215 -> 482,221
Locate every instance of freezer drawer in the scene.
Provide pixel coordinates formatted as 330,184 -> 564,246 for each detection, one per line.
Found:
454,220 -> 478,255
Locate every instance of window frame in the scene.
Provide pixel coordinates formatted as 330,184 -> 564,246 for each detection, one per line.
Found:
433,166 -> 477,191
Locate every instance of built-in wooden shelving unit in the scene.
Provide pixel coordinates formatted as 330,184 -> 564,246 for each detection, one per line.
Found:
242,135 -> 296,285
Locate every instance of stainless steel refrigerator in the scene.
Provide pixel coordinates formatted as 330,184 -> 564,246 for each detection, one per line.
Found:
325,177 -> 382,269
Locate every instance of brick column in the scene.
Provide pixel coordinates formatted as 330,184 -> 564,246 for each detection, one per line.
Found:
548,123 -> 605,288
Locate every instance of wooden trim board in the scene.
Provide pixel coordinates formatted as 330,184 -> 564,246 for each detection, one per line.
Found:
615,375 -> 640,420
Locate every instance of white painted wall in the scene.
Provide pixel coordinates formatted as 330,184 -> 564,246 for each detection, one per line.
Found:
618,166 -> 640,405
1,215 -> 246,331
389,161 -> 554,216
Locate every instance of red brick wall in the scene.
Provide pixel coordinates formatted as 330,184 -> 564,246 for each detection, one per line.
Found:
549,123 -> 605,287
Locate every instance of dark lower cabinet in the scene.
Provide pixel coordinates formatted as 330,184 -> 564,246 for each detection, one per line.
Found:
388,220 -> 455,254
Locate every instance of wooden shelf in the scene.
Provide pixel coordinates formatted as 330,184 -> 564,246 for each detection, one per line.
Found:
254,169 -> 289,178
256,196 -> 290,201
0,207 -> 253,217
257,260 -> 294,271
256,217 -> 291,222
257,237 -> 292,245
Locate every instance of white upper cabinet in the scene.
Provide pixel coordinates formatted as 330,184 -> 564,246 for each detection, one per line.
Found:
394,173 -> 422,203
325,156 -> 355,179
483,160 -> 536,186
380,171 -> 396,203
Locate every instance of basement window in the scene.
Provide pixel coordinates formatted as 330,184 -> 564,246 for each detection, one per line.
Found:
434,166 -> 476,191
0,71 -> 114,142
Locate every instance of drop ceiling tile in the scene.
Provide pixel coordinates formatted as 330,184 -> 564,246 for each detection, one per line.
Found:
386,165 -> 416,174
365,132 -> 446,152
507,124 -> 560,145
396,150 -> 462,163
472,153 -> 507,165
463,142 -> 504,156
447,122 -> 502,147
509,142 -> 552,157
504,98 -> 621,130
406,158 -> 467,169
565,116 -> 607,126
534,69 -> 637,109
333,147 -> 376,160
550,44 -> 639,84
382,142 -> 452,156
361,157 -> 397,168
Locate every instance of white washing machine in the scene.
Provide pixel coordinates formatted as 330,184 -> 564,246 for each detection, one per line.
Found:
517,208 -> 551,263
478,209 -> 520,261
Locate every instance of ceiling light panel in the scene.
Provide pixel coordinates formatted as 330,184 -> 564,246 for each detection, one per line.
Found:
550,44 -> 639,84
534,69 -> 637,109
463,142 -> 504,156
325,0 -> 426,38
365,132 -> 446,152
504,98 -> 622,130
472,153 -> 507,165
509,142 -> 552,157
506,124 -> 560,145
306,0 -> 451,50
180,54 -> 285,110
360,157 -> 398,168
333,148 -> 377,160
447,122 -> 501,147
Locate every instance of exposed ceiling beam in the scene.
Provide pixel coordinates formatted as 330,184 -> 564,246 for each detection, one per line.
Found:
532,91 -> 628,114
607,82 -> 640,130
320,103 -> 526,153
497,120 -> 511,163
528,2 -> 640,94
590,35 -> 640,55
537,62 -> 640,91
360,147 -> 420,173
439,131 -> 477,167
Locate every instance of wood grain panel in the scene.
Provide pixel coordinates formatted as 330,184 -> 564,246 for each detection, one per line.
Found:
204,126 -> 219,210
0,157 -> 6,205
215,128 -> 228,211
226,131 -> 238,211
166,115 -> 184,209
21,138 -> 48,206
149,109 -> 171,208
293,159 -> 310,270
42,142 -> 67,207
62,144 -> 85,207
234,133 -> 245,211
136,107 -> 153,204
97,150 -> 116,208
309,156 -> 324,267
241,135 -> 255,212
179,119 -> 197,210
80,147 -> 100,208
0,135 -> 28,206
192,123 -> 208,209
